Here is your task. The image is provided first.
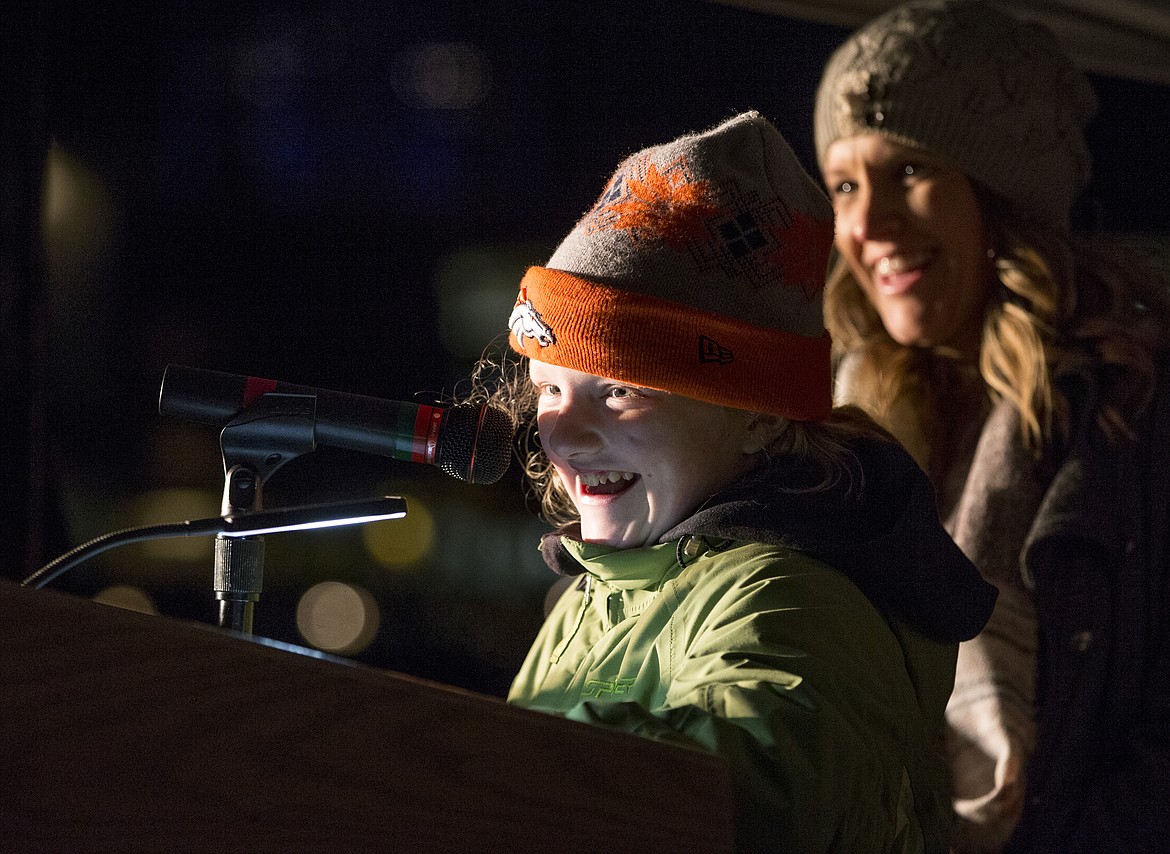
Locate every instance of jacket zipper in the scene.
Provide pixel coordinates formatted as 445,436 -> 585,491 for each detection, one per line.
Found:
550,575 -> 593,664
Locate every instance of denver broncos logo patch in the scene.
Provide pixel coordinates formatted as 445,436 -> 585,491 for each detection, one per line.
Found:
509,297 -> 556,348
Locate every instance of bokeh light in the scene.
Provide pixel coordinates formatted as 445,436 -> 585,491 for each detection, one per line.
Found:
42,142 -> 118,288
361,493 -> 435,568
296,580 -> 381,655
436,244 -> 547,359
391,41 -> 491,110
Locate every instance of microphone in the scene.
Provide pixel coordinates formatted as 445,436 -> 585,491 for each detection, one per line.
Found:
158,364 -> 514,485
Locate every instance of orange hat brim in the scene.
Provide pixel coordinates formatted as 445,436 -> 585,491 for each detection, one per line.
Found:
509,266 -> 832,421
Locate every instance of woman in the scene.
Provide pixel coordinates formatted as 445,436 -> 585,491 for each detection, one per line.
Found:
471,110 -> 995,851
814,2 -> 1170,851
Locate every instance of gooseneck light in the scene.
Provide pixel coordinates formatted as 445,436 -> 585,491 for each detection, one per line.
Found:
21,496 -> 407,595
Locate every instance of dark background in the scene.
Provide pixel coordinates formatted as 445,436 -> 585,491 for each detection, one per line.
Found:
5,0 -> 1168,698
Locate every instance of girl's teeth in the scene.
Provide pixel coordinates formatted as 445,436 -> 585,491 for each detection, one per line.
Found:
581,471 -> 635,487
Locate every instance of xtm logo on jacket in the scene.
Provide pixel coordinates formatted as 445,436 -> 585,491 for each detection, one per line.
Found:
582,677 -> 636,698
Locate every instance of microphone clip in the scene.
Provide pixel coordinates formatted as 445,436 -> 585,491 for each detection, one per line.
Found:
219,392 -> 319,489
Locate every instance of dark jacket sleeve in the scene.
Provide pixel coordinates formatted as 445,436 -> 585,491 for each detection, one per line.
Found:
1011,369 -> 1170,853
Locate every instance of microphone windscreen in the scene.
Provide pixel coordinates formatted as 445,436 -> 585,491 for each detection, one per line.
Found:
438,403 -> 514,485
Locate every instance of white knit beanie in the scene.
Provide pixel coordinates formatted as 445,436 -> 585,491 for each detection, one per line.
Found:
815,0 -> 1096,231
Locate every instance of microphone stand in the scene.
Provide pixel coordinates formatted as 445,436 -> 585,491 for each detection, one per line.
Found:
22,385 -> 410,637
214,392 -> 317,634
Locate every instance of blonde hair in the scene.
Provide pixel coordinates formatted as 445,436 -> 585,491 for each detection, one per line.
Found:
826,188 -> 1169,468
463,341 -> 893,528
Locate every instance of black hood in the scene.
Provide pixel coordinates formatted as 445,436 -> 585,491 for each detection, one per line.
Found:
541,437 -> 996,644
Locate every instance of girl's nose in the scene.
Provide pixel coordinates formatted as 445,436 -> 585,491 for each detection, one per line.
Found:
538,400 -> 604,461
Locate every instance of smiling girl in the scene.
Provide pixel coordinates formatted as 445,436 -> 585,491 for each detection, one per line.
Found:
471,111 -> 996,852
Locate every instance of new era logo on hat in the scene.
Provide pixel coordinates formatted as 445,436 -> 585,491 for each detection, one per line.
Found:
699,336 -> 734,364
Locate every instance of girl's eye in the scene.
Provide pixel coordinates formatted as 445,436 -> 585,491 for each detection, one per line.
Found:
608,386 -> 642,400
831,180 -> 854,196
537,383 -> 560,396
902,163 -> 932,181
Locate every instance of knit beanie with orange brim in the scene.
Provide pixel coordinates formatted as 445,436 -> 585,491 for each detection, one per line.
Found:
507,110 -> 835,422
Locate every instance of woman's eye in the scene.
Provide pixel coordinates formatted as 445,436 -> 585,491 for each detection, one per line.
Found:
832,180 -> 854,196
608,386 -> 638,400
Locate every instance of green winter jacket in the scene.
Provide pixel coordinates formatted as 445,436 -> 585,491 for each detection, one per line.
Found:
508,438 -> 997,853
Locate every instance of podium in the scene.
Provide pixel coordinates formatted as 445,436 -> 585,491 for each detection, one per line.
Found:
0,580 -> 733,852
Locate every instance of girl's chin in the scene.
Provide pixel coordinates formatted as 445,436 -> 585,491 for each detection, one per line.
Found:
578,520 -> 648,549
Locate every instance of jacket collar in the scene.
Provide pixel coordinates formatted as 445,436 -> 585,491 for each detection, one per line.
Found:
559,538 -> 680,590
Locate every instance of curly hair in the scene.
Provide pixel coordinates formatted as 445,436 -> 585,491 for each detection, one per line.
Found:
826,186 -> 1170,470
462,337 -> 894,528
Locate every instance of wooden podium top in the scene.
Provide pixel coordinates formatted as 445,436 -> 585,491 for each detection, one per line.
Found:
0,580 -> 733,853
